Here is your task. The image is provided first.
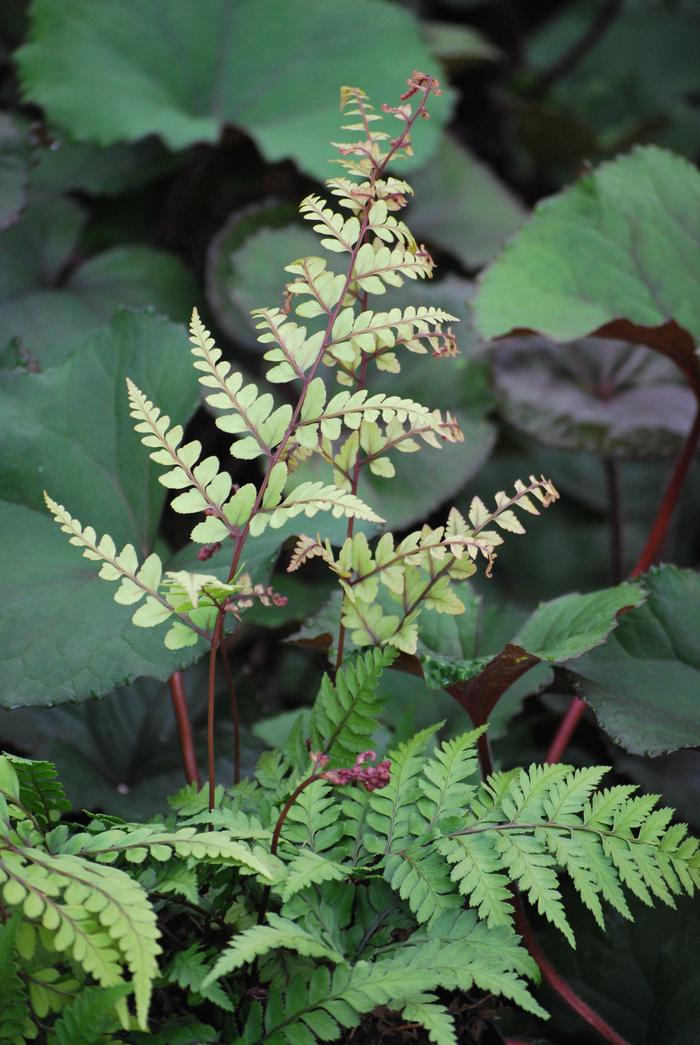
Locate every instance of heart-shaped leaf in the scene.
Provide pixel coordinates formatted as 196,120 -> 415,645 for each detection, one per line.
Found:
0,195 -> 198,367
473,147 -> 700,389
417,582 -> 644,726
407,134 -> 526,269
16,0 -> 450,179
493,335 -> 696,458
568,565 -> 700,756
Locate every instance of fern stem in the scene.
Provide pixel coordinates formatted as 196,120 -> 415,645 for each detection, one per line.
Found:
257,773 -> 322,924
336,349 -> 370,671
226,80 -> 437,590
207,612 -> 224,812
219,637 -> 241,785
547,402 -> 700,762
168,672 -> 200,787
514,903 -> 631,1045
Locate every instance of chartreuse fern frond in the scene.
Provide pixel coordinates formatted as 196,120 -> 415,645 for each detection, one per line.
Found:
58,824 -> 279,879
42,493 -> 237,649
293,475 -> 560,656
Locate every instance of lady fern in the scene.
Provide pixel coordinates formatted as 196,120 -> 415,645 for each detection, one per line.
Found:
44,73 -> 558,800
2,652 -> 699,1040
19,70 -> 698,1045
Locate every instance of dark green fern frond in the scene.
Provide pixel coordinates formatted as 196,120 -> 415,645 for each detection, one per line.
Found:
310,647 -> 396,766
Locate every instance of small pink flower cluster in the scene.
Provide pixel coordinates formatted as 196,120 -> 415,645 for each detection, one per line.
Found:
310,750 -> 391,792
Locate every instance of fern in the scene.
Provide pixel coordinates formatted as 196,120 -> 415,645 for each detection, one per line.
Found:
204,914 -> 345,986
5,757 -> 71,828
164,943 -> 235,1013
3,653 -> 699,1040
47,985 -> 128,1045
44,72 -> 556,663
309,647 -> 395,765
0,918 -> 31,1045
272,849 -> 347,903
27,69 -> 700,1045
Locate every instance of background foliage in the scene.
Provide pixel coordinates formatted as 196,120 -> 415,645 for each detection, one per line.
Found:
1,1 -> 699,1043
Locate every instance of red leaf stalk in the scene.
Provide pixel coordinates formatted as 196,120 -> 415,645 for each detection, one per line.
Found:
168,672 -> 201,787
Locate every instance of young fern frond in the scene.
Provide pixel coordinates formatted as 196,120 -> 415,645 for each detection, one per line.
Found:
126,377 -> 235,519
42,494 -> 253,649
189,310 -> 292,461
295,475 -> 560,655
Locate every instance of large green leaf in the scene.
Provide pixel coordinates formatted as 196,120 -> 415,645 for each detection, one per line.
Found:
493,335 -> 696,459
473,147 -> 700,384
569,565 -> 700,756
503,892 -> 700,1045
407,134 -> 526,269
31,134 -> 175,196
417,581 -> 644,726
206,206 -> 314,350
0,195 -> 198,366
0,309 -> 336,707
16,0 -> 450,179
0,311 -> 200,706
0,671 -> 243,817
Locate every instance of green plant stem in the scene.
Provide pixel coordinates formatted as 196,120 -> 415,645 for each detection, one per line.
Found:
547,401 -> 700,763
219,637 -> 241,785
207,612 -> 224,812
168,672 -> 201,788
257,773 -> 322,924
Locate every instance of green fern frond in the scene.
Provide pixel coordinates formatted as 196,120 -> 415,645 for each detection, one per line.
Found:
417,729 -> 484,831
439,757 -> 700,941
366,724 -> 441,855
203,914 -> 346,987
0,918 -> 31,1044
310,647 -> 396,765
274,849 -> 347,903
383,843 -> 460,925
47,985 -> 128,1045
165,943 -> 235,1013
400,997 -> 457,1045
281,779 -> 343,855
5,757 -> 71,828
